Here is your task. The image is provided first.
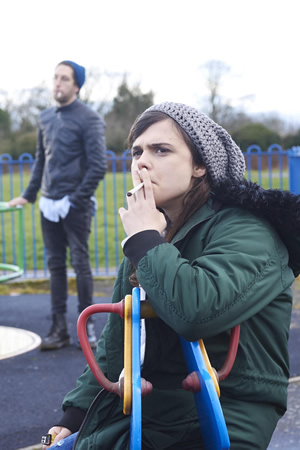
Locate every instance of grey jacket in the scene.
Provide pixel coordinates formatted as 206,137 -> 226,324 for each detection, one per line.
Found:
23,99 -> 107,209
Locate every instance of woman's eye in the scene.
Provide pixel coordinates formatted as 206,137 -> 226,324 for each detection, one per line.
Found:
156,147 -> 169,154
132,150 -> 142,158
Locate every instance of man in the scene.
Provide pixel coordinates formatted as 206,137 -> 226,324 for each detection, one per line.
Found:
9,60 -> 107,350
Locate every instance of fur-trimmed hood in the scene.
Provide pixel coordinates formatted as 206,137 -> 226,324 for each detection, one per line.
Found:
213,180 -> 300,277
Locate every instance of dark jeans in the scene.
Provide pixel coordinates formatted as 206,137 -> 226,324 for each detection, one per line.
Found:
41,203 -> 94,316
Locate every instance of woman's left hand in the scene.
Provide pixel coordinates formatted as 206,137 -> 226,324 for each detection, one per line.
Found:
118,168 -> 167,238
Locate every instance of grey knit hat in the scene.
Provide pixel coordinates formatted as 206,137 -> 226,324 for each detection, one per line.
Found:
142,102 -> 246,186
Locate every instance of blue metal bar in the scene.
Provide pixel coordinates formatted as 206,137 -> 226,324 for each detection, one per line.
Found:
288,146 -> 300,194
179,337 -> 230,449
0,155 -> 14,269
109,151 -> 120,271
0,156 -> 7,264
268,149 -> 273,188
130,287 -> 142,450
122,150 -> 131,207
267,144 -> 285,190
18,158 -> 26,274
93,211 -> 99,275
245,145 -> 261,183
8,158 -> 17,265
102,175 -> 109,273
19,154 -> 35,275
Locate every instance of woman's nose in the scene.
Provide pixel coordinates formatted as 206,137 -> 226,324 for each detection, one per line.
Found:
136,152 -> 151,170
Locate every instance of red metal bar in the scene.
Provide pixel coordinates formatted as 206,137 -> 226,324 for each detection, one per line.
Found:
218,325 -> 240,381
77,301 -> 125,396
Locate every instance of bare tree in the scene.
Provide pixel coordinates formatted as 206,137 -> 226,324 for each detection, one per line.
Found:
80,68 -> 124,116
200,60 -> 231,123
7,84 -> 52,132
255,112 -> 298,137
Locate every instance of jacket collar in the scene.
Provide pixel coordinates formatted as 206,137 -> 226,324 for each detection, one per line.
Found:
171,197 -> 218,245
56,98 -> 78,113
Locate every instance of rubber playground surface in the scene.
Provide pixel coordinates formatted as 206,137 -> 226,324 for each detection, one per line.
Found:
0,280 -> 300,450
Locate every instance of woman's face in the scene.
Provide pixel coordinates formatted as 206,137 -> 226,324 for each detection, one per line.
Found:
131,118 -> 206,220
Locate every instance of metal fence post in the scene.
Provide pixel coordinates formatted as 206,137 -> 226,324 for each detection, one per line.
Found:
288,147 -> 300,194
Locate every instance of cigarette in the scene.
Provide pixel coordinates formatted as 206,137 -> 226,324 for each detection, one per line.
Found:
57,92 -> 62,98
127,182 -> 144,197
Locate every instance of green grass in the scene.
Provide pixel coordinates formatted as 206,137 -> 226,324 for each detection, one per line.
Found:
0,171 -> 132,272
0,170 -> 290,273
244,169 -> 289,189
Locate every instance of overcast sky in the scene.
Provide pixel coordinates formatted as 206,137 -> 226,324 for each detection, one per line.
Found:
1,0 -> 300,125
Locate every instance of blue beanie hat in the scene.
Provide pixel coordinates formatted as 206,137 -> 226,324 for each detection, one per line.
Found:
60,60 -> 86,89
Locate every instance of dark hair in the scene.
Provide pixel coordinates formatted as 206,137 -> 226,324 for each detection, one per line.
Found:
128,111 -> 212,286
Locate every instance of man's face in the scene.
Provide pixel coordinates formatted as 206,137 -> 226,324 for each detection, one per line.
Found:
53,64 -> 79,106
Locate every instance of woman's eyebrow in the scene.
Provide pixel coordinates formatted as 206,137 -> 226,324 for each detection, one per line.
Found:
132,142 -> 172,151
132,144 -> 141,150
150,142 -> 172,148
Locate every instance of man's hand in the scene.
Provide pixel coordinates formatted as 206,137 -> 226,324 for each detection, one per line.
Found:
8,197 -> 28,207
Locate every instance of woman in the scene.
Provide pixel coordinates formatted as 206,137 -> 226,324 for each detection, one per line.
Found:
43,102 -> 300,449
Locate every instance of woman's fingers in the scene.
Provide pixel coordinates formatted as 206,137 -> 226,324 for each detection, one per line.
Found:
118,207 -> 126,220
119,168 -> 166,238
130,168 -> 156,204
131,169 -> 143,189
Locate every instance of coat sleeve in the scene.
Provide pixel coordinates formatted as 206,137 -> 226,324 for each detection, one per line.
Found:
134,209 -> 294,341
68,113 -> 107,209
22,126 -> 45,203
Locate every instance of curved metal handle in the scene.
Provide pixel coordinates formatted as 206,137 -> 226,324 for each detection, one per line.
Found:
0,263 -> 24,283
77,301 -> 125,397
218,324 -> 240,381
78,300 -> 240,399
183,325 -> 241,395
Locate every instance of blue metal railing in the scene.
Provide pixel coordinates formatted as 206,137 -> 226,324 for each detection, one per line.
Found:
0,145 -> 297,279
288,146 -> 300,194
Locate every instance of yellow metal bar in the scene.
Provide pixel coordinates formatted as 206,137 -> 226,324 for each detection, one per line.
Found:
198,339 -> 220,397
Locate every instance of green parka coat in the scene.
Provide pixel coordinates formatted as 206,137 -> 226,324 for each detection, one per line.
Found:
59,186 -> 300,449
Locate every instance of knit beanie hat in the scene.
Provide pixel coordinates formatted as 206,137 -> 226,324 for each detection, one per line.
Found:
61,60 -> 85,89
142,102 -> 246,186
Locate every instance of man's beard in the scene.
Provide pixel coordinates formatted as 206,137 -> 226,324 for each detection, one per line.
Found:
55,92 -> 67,104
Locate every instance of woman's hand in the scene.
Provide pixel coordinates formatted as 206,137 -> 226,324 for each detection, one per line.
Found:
42,426 -> 72,449
119,168 -> 166,238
